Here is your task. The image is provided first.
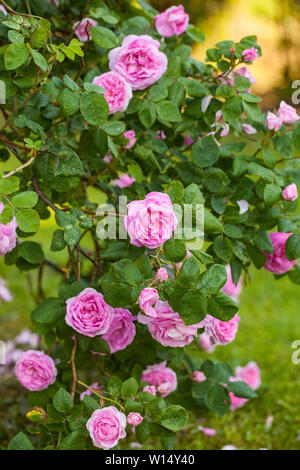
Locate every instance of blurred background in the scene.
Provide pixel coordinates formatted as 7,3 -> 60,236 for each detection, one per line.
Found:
152,0 -> 300,110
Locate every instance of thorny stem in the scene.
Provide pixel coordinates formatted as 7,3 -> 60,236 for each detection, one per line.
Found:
70,336 -> 78,403
77,380 -> 125,410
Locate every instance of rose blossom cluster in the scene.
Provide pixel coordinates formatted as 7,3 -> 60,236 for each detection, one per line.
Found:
229,362 -> 261,410
125,192 -> 177,249
65,288 -> 136,354
263,232 -> 298,274
141,361 -> 177,397
267,100 -> 299,131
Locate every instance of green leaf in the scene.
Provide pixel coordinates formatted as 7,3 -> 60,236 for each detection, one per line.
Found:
8,432 -> 34,450
80,92 -> 109,127
113,258 -> 142,285
90,26 -> 118,48
31,297 -> 66,324
196,264 -> 227,294
30,49 -> 48,72
213,236 -> 232,262
53,388 -> 73,413
12,191 -> 38,208
222,96 -> 242,122
58,88 -> 80,117
163,238 -> 186,263
228,380 -> 257,398
186,26 -> 205,42
64,225 -> 81,247
121,377 -> 139,398
145,397 -> 166,420
0,176 -> 20,195
136,419 -> 151,444
0,204 -> 14,224
108,376 -> 123,396
161,406 -> 188,431
177,290 -> 207,325
138,101 -> 156,129
192,135 -> 219,168
253,230 -> 273,253
19,241 -> 44,264
177,257 -> 200,286
285,234 -> 300,261
82,395 -> 100,415
101,121 -> 126,136
54,150 -> 84,177
168,180 -> 184,204
16,208 -> 40,233
4,43 -> 30,70
101,280 -> 132,307
263,183 -> 282,206
208,291 -> 238,321
206,384 -> 229,416
156,101 -> 182,122
51,229 -> 67,251
60,432 -> 86,450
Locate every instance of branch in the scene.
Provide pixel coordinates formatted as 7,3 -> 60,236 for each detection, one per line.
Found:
70,336 -> 78,403
31,176 -> 59,212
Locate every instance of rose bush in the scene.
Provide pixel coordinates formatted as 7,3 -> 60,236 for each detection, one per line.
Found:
0,0 -> 300,451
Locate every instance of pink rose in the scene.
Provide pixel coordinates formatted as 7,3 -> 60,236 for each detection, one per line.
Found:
141,361 -> 177,397
278,100 -> 300,124
138,288 -> 159,317
263,232 -> 297,274
0,278 -> 12,302
198,332 -> 215,353
282,183 -> 298,201
80,382 -> 99,401
142,385 -> 157,396
222,265 -> 242,298
266,111 -> 283,131
109,35 -> 168,90
183,135 -> 194,146
199,426 -> 217,436
92,72 -> 132,114
86,406 -> 126,449
112,173 -> 136,188
0,202 -> 18,256
146,300 -> 203,348
125,192 -> 177,249
241,47 -> 259,62
127,412 -> 143,426
229,391 -> 248,411
203,314 -> 240,346
73,18 -> 97,42
155,5 -> 189,37
65,287 -> 113,337
123,130 -> 136,149
15,350 -> 57,391
102,308 -> 136,354
155,267 -> 168,282
235,361 -> 261,390
0,5 -> 7,15
192,371 -> 206,382
242,123 -> 257,134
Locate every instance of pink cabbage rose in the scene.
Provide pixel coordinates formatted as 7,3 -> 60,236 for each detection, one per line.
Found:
266,111 -> 283,131
92,72 -> 132,114
203,314 -> 240,346
80,382 -> 99,401
124,192 -> 177,249
127,412 -> 143,426
65,287 -> 113,337
86,406 -> 126,449
138,288 -> 159,318
112,173 -> 135,188
263,232 -> 297,274
142,385 -> 157,396
243,123 -> 257,134
155,5 -> 189,37
155,267 -> 168,282
222,265 -> 242,298
123,130 -> 136,149
242,47 -> 259,62
141,361 -> 177,397
235,361 -> 261,390
146,300 -> 203,348
73,18 -> 97,42
15,350 -> 57,391
109,35 -> 168,90
102,308 -> 136,354
0,278 -> 12,302
282,183 -> 298,201
198,332 -> 215,353
278,100 -> 300,124
0,202 -> 18,256
192,371 -> 206,382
